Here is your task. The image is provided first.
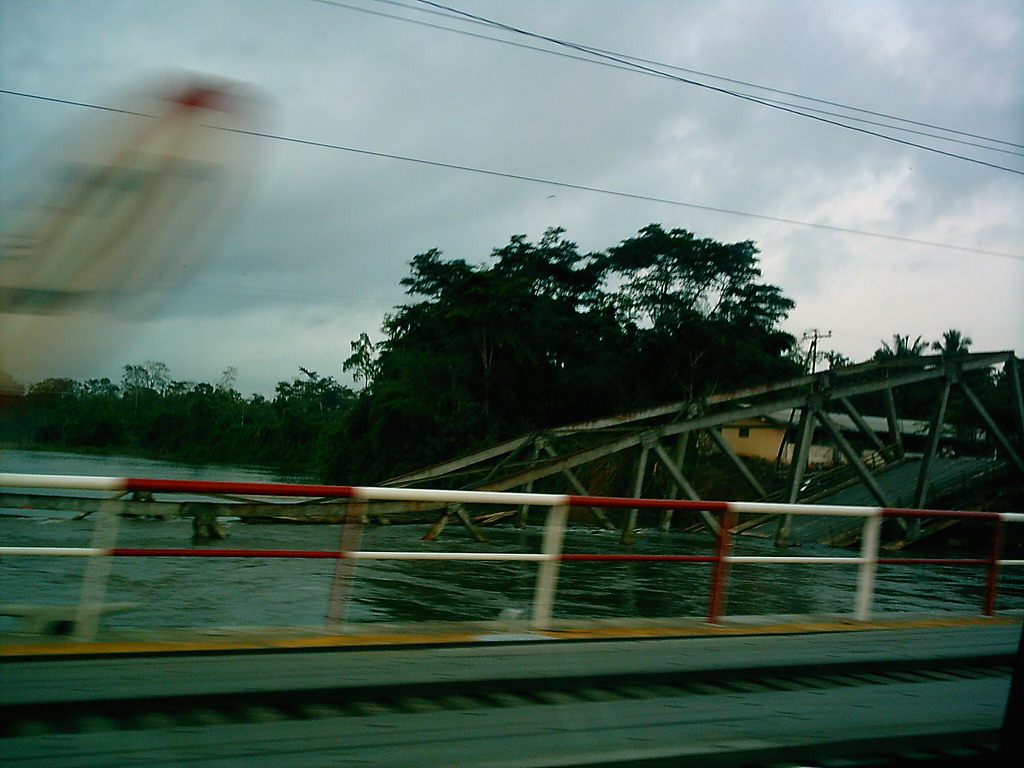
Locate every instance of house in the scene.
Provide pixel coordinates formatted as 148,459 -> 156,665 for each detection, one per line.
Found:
719,410 -> 962,467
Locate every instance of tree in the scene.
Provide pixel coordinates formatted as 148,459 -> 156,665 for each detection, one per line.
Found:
343,333 -> 380,390
873,334 -> 929,360
216,366 -> 238,392
932,329 -> 973,357
121,360 -> 172,395
600,224 -> 791,329
491,227 -> 605,305
823,351 -> 852,370
0,369 -> 24,396
324,225 -> 800,483
10,362 -> 356,468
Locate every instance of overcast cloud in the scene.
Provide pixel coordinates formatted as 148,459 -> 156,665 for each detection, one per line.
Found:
1,0 -> 1022,395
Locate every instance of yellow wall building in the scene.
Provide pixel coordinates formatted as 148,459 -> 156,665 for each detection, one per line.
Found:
719,415 -> 835,467
719,409 -> 957,467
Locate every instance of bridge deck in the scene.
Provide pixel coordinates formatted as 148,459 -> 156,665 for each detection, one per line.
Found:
2,616 -> 1019,766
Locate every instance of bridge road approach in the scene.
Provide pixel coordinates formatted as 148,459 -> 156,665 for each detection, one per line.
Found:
1,619 -> 1019,766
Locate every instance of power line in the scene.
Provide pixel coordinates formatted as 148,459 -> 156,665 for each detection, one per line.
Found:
319,0 -> 1021,155
1,87 -> 1020,261
310,0 -> 1024,165
0,89 -> 147,117
405,0 -> 1023,175
4,87 -> 1017,262
730,94 -> 1023,158
364,0 -> 1023,157
384,0 -> 1022,151
584,48 -> 1024,150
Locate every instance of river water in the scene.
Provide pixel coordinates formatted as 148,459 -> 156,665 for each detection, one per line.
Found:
2,449 -> 1022,630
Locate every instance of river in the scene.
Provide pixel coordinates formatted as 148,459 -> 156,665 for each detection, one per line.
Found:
2,449 -> 1021,631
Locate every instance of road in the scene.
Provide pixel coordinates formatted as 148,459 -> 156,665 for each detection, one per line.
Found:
1,621 -> 1019,766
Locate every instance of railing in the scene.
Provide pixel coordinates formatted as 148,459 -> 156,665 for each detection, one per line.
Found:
2,472 -> 1023,641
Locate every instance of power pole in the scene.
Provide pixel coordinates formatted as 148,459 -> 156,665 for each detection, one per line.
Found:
802,329 -> 832,374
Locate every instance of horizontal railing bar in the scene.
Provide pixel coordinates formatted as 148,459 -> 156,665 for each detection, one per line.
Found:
0,474 -> 125,491
726,556 -> 863,565
351,551 -> 550,561
3,473 -> 1021,525
115,548 -> 552,561
3,547 -> 1023,567
566,495 -> 729,511
730,502 -> 877,517
0,547 -> 109,557
560,554 -> 718,562
877,557 -> 991,566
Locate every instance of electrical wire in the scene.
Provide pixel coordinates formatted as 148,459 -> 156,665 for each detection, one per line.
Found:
308,0 -> 1023,164
579,47 -> 1024,150
401,0 -> 1022,175
334,0 -> 1024,157
383,0 -> 1022,151
716,94 -> 1023,158
2,87 -> 1018,261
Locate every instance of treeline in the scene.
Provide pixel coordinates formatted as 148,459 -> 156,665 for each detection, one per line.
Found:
3,225 -> 800,477
860,330 -> 1022,450
2,363 -> 354,469
5,224 -> 1017,483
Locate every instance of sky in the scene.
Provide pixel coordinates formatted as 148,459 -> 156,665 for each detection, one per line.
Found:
1,0 -> 1022,397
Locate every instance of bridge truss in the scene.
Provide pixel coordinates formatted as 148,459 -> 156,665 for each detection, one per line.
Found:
381,352 -> 1024,545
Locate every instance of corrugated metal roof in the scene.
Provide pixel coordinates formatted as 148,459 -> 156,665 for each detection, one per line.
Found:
763,410 -> 958,438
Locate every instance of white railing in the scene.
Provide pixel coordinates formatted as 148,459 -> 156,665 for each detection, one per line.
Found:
2,473 -> 1022,640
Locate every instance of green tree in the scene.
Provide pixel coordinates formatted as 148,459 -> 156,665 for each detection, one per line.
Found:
600,224 -> 792,329
823,351 -> 852,370
216,366 -> 238,392
343,333 -> 380,390
932,329 -> 973,357
873,334 -> 929,360
324,225 -> 799,483
10,362 -> 355,468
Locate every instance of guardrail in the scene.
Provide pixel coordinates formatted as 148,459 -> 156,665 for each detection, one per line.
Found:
2,473 -> 1022,640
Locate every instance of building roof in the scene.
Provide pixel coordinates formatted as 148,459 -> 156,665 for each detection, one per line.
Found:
763,410 -> 959,438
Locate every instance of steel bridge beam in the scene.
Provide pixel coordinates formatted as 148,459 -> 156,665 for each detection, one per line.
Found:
776,406 -> 816,547
650,440 -> 720,535
816,411 -> 893,508
958,379 -> 1024,474
704,427 -> 769,498
378,353 -> 1018,546
914,378 -> 952,509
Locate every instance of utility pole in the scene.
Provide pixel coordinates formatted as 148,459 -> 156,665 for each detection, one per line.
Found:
802,329 -> 832,374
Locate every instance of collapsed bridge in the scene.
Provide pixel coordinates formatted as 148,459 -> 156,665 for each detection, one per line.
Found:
380,351 -> 1024,546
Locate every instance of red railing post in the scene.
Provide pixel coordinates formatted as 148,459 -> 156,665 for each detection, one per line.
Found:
707,507 -> 736,624
983,519 -> 1005,616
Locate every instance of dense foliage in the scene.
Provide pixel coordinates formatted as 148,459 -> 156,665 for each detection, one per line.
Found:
11,224 -> 1010,486
3,224 -> 802,479
2,364 -> 354,469
325,225 -> 800,481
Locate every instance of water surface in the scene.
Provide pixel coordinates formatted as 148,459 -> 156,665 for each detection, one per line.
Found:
2,449 -> 1021,630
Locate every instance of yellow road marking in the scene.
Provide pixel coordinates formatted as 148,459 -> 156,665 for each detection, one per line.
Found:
1,615 -> 1018,658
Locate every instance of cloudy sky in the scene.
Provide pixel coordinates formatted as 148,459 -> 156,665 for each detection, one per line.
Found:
2,0 -> 1022,396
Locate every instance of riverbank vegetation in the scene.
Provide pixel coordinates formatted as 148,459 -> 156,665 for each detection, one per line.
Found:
1,364 -> 353,469
2,224 -> 1018,483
